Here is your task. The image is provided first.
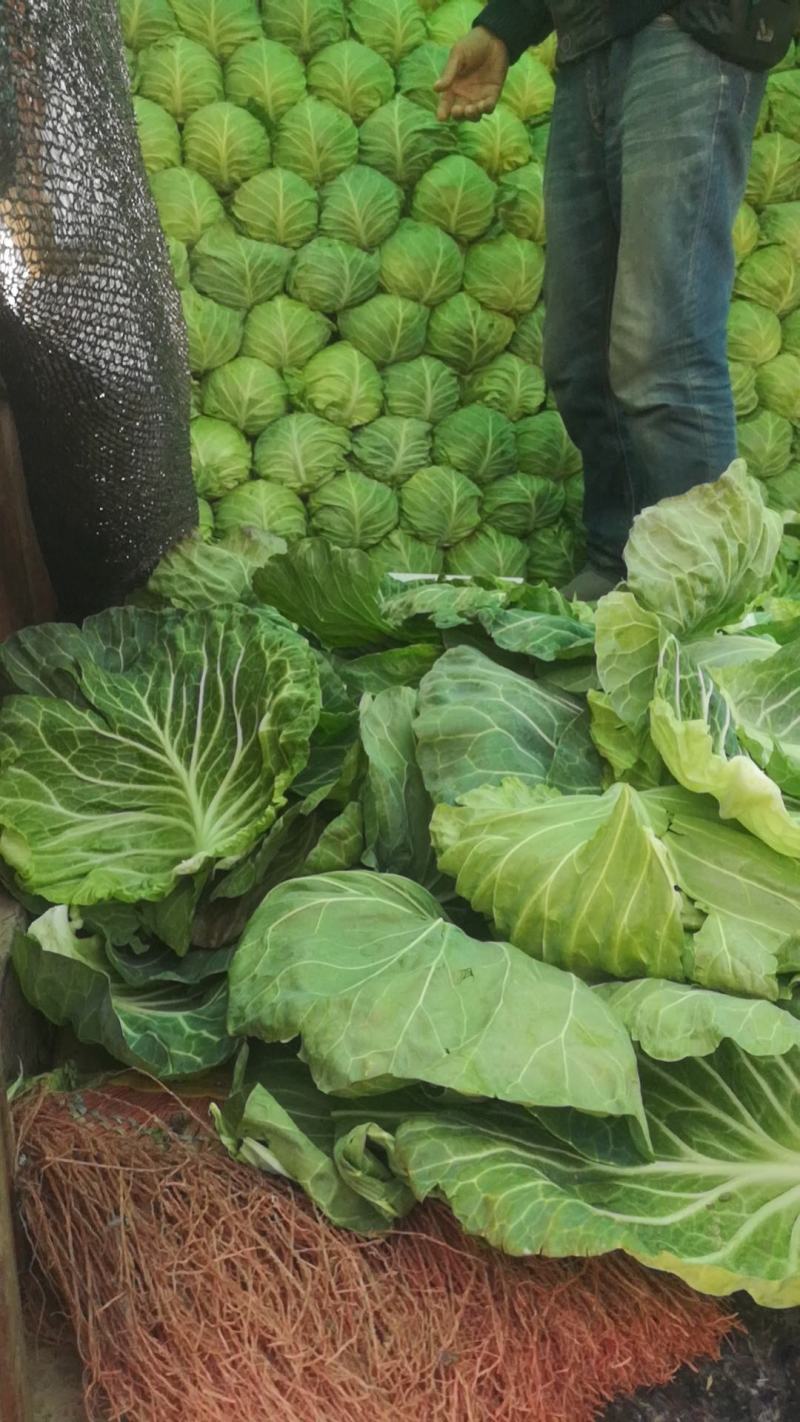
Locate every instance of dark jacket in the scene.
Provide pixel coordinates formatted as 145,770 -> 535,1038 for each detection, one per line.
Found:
475,0 -> 800,69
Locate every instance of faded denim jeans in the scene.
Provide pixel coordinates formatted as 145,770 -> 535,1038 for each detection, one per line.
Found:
543,16 -> 766,576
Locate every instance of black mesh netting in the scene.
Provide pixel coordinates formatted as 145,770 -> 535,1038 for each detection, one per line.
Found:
0,0 -> 196,619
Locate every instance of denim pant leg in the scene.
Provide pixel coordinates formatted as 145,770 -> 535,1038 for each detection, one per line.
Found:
607,20 -> 765,516
543,56 -> 637,578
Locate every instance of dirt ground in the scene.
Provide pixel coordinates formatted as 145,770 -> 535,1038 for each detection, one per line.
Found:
29,1339 -> 85,1422
606,1298 -> 800,1422
28,1299 -> 800,1421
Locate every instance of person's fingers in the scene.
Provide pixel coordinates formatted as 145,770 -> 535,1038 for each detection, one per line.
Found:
437,83 -> 458,120
434,45 -> 463,93
450,96 -> 493,122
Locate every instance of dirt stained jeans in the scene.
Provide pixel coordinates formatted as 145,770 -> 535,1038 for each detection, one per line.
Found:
543,16 -> 766,575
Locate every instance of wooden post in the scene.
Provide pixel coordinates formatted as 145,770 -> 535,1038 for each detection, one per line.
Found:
0,397 -> 46,1422
0,397 -> 56,639
0,1064 -> 30,1422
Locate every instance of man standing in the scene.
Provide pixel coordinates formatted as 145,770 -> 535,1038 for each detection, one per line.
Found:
435,3 -> 798,599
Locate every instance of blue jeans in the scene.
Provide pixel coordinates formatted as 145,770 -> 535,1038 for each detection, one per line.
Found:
543,17 -> 766,576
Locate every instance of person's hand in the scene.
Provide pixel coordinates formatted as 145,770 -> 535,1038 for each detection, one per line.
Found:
435,28 -> 510,122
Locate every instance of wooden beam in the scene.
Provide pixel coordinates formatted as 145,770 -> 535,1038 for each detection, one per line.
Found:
0,1061 -> 31,1422
0,394 -> 45,1422
0,398 -> 56,640
0,890 -> 33,1422
0,895 -> 52,1084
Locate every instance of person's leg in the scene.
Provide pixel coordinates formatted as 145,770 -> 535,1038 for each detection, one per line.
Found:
608,18 -> 766,513
543,52 -> 636,583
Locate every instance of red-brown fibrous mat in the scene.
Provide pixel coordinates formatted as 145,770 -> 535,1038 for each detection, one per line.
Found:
12,1085 -> 737,1422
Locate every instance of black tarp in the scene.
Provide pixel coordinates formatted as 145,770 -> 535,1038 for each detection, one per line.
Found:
0,0 -> 196,618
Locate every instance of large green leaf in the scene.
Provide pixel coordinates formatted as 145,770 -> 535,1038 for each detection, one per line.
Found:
0,607 -> 320,904
360,687 -> 443,890
301,800 -> 364,873
106,941 -> 234,986
624,462 -> 782,638
290,717 -> 362,807
381,578 -> 595,664
536,659 -> 600,696
0,607 -> 167,703
140,531 -> 291,612
431,782 -> 686,983
389,1043 -> 800,1306
284,651 -> 363,809
12,907 -> 234,1078
381,581 -> 506,633
196,799 -> 362,951
689,912 -> 799,1003
81,874 -> 211,960
227,871 -> 647,1132
713,638 -> 800,796
650,637 -> 800,859
587,690 -> 666,789
254,538 -> 402,649
332,1118 -> 419,1222
213,1048 -> 409,1233
597,978 -> 800,1059
335,644 -> 441,694
656,788 -> 800,999
432,776 -> 800,998
213,1046 -> 409,1234
689,633 -> 782,674
414,645 -> 604,804
135,875 -> 208,957
478,605 -> 595,662
214,1039 -> 800,1305
142,534 -> 258,609
484,580 -> 596,663
727,597 -> 800,647
77,874 -> 209,960
594,591 -> 664,732
209,802 -> 321,903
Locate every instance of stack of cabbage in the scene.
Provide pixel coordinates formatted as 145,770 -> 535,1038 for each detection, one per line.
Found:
122,0 -> 575,582
732,59 -> 800,520
123,0 -> 800,581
